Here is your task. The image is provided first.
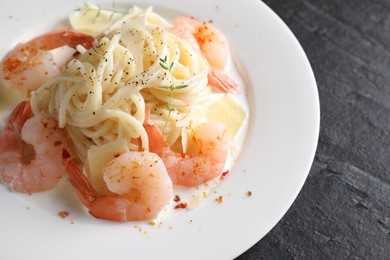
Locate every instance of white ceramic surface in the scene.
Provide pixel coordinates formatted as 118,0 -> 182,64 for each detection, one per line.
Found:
0,0 -> 319,259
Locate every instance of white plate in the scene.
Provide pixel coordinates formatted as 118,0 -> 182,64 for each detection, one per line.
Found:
0,0 -> 319,259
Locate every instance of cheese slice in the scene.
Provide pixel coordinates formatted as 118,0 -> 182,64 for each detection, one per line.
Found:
87,138 -> 129,194
206,94 -> 247,140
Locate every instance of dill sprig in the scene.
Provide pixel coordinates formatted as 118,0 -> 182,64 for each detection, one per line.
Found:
159,56 -> 188,133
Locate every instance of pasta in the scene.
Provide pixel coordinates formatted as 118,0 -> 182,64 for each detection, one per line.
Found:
31,7 -> 211,162
0,5 -> 248,221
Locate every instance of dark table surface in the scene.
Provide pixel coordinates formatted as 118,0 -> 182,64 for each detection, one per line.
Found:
238,0 -> 390,259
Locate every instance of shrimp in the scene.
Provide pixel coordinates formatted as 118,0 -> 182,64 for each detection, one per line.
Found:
63,150 -> 173,222
0,29 -> 96,91
173,16 -> 240,94
0,100 -> 72,193
162,122 -> 228,187
143,106 -> 229,187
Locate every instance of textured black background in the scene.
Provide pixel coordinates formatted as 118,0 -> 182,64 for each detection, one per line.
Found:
238,0 -> 390,259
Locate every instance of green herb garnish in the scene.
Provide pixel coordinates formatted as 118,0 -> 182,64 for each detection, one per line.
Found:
158,56 -> 188,133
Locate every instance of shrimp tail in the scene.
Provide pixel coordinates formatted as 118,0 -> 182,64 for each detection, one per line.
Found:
208,68 -> 240,94
62,150 -> 97,208
60,29 -> 97,49
62,150 -> 128,222
36,29 -> 96,50
4,99 -> 32,130
143,105 -> 165,157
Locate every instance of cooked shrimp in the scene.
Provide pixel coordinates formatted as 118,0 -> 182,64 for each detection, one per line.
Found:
0,99 -> 72,193
173,16 -> 240,94
0,29 -> 96,91
143,107 -> 229,187
63,150 -> 173,222
162,122 -> 228,187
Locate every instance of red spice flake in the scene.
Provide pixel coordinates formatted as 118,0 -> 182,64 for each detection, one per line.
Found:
173,195 -> 181,202
221,170 -> 230,178
53,141 -> 62,147
180,152 -> 186,159
174,202 -> 188,209
3,58 -> 21,73
114,153 -> 120,158
58,211 -> 69,218
216,196 -> 224,203
62,149 -> 71,160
